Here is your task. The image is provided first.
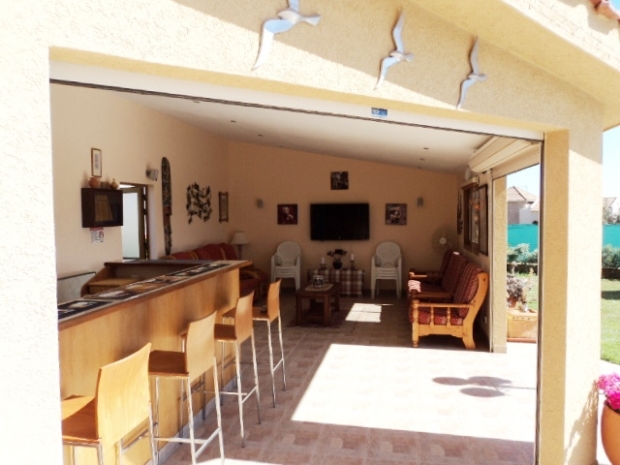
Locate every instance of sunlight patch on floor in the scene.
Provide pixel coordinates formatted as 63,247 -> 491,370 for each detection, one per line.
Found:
345,302 -> 393,322
291,343 -> 537,442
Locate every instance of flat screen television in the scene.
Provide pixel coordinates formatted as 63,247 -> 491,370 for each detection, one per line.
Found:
310,203 -> 370,241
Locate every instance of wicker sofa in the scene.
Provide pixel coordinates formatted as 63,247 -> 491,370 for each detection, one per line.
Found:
408,252 -> 489,350
162,243 -> 269,300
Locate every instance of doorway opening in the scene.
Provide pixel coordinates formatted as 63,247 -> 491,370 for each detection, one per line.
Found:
121,183 -> 149,260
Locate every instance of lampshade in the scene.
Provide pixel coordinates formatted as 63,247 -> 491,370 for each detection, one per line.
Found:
230,231 -> 249,245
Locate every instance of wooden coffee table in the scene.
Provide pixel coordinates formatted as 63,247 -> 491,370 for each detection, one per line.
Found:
296,282 -> 341,326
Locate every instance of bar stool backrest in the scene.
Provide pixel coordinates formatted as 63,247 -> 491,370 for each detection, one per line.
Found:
266,279 -> 282,323
235,291 -> 255,343
95,343 -> 152,448
185,312 -> 217,384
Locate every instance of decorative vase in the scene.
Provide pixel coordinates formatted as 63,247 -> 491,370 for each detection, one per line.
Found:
601,404 -> 620,465
88,176 -> 100,188
333,260 -> 343,270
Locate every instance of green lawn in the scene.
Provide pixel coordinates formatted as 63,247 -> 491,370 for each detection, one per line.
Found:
601,279 -> 620,364
516,274 -> 620,364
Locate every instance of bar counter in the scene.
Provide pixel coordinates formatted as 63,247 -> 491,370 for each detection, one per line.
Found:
58,259 -> 247,464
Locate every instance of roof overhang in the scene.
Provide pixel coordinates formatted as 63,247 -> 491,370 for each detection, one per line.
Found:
413,0 -> 620,129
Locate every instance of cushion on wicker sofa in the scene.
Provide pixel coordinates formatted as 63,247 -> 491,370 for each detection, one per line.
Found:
407,252 -> 467,300
408,257 -> 488,350
410,262 -> 482,326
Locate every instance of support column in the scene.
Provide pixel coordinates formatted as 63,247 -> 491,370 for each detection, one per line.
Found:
538,130 -> 602,465
491,176 -> 508,353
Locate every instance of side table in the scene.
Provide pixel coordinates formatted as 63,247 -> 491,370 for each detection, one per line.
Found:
296,282 -> 341,326
306,268 -> 364,296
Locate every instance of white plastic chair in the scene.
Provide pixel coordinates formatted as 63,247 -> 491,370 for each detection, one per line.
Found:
270,241 -> 301,290
371,241 -> 402,298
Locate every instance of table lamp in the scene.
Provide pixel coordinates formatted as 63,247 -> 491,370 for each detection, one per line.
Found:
230,231 -> 249,259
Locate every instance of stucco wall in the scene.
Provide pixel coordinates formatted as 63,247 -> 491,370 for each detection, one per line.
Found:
0,3 -> 64,464
0,0 -> 612,463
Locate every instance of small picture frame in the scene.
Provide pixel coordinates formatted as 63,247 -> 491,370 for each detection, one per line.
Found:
385,203 -> 407,225
218,192 -> 229,223
277,204 -> 298,225
91,148 -> 102,177
478,184 -> 488,255
331,171 -> 349,190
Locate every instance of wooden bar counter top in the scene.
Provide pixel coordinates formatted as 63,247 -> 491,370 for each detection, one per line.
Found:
58,259 -> 248,464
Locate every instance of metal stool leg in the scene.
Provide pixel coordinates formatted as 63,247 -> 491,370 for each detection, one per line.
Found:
213,355 -> 225,465
147,407 -> 158,465
250,332 -> 262,425
220,342 -> 225,405
185,378 -> 198,465
153,377 -> 161,465
96,444 -> 104,465
266,320 -> 277,407
235,342 -> 246,447
277,315 -> 287,391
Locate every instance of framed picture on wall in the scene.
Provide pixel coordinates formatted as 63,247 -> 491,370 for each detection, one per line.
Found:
218,192 -> 229,223
331,171 -> 349,190
385,203 -> 407,225
91,148 -> 102,177
478,184 -> 488,255
277,204 -> 298,225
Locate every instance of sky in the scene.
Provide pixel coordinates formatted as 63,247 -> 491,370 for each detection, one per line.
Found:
506,126 -> 620,199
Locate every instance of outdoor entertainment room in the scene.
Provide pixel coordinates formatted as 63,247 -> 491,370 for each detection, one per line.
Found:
5,1 -> 619,465
50,73 -> 546,464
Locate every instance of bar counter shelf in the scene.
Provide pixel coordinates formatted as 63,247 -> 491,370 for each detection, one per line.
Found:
58,258 -> 247,464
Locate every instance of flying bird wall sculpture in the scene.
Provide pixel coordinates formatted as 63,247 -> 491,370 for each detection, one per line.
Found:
457,37 -> 487,109
253,0 -> 321,70
375,11 -> 414,90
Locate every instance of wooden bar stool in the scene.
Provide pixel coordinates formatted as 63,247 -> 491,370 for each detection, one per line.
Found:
215,291 -> 261,447
61,343 -> 157,465
253,279 -> 287,407
148,313 -> 224,465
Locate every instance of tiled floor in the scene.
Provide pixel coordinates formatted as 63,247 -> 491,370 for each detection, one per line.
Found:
162,290 -> 615,465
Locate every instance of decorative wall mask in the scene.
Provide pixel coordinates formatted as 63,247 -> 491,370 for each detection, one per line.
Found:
457,37 -> 486,109
161,157 -> 172,255
375,11 -> 414,89
253,0 -> 321,70
186,183 -> 213,223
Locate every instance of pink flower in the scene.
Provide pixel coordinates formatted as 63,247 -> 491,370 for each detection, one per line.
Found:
598,373 -> 620,411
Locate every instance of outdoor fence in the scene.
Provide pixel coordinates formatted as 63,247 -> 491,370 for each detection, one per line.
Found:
508,224 -> 620,249
508,224 -> 620,277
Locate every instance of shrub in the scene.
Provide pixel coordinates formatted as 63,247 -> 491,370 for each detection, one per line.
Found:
507,244 -> 538,265
507,274 -> 532,310
602,245 -> 620,269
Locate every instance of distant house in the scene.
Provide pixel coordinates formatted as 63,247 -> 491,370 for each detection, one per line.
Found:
603,197 -> 619,219
507,186 -> 539,224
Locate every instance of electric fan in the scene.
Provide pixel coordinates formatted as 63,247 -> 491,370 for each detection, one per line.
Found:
431,227 -> 458,254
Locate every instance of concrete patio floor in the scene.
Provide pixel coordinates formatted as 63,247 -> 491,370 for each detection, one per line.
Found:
161,289 -> 616,465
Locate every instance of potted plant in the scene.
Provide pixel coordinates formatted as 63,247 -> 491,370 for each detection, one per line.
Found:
598,372 -> 620,464
506,274 -> 538,342
327,249 -> 347,270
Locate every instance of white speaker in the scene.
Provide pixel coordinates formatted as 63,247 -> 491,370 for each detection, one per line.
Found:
146,169 -> 159,181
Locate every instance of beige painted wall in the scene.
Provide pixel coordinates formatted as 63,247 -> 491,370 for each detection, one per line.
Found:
51,84 -> 231,276
228,141 -> 459,289
51,84 -> 459,289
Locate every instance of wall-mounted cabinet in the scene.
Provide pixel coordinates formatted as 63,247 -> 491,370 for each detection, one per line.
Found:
81,188 -> 123,228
